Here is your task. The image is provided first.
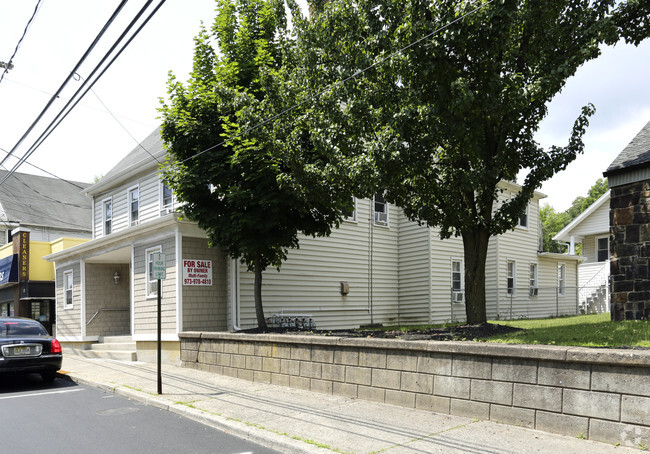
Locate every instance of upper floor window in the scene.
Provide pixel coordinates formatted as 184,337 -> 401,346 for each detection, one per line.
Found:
519,204 -> 529,228
374,194 -> 388,226
558,263 -> 566,295
506,260 -> 516,296
64,270 -> 73,309
129,187 -> 139,226
597,237 -> 609,262
103,199 -> 112,235
342,197 -> 356,221
161,183 -> 173,214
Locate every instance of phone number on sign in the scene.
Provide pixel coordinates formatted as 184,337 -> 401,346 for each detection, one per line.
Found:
184,278 -> 212,285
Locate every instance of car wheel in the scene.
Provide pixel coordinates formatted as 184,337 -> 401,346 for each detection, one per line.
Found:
40,371 -> 57,383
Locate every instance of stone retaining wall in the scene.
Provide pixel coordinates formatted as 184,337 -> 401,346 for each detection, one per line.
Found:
179,332 -> 649,448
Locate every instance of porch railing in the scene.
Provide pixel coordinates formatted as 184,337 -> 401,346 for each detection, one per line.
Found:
87,307 -> 129,326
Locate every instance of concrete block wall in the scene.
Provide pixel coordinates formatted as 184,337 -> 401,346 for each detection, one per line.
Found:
179,333 -> 649,448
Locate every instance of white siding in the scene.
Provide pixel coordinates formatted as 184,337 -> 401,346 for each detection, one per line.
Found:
237,198 -> 400,330
93,172 -> 166,237
571,201 -> 609,238
397,214 -> 430,324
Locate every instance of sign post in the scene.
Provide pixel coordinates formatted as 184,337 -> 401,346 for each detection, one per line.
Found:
151,252 -> 166,395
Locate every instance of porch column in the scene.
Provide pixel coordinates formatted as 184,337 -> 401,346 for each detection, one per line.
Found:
569,236 -> 575,255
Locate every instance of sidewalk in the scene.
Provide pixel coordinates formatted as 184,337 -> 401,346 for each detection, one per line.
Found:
61,355 -> 638,454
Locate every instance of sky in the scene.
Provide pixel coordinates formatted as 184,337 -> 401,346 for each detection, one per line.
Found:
1,0 -> 649,212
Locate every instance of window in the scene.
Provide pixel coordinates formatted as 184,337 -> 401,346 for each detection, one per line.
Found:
129,187 -> 139,226
103,199 -> 112,235
512,193 -> 528,228
146,247 -> 162,298
374,194 -> 388,226
63,270 -> 73,309
161,183 -> 173,214
558,263 -> 566,295
597,237 -> 609,262
451,260 -> 463,291
342,197 -> 356,221
519,204 -> 529,228
529,263 -> 538,297
506,260 -> 516,296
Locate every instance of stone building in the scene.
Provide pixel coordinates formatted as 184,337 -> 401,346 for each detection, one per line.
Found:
603,120 -> 650,320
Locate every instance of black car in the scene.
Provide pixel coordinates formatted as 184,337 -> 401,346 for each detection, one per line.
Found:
0,317 -> 62,382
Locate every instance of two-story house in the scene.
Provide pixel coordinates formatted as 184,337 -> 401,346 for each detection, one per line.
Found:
45,129 -> 579,362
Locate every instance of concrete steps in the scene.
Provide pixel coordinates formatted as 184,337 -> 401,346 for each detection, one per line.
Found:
70,335 -> 137,362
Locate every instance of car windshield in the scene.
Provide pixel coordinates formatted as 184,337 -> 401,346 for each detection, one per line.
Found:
0,321 -> 48,337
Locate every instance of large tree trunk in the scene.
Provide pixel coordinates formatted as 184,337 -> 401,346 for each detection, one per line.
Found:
253,254 -> 268,330
462,228 -> 491,325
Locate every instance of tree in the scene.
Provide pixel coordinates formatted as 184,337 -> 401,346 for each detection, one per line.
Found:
541,178 -> 609,252
159,0 -> 354,329
298,0 -> 648,324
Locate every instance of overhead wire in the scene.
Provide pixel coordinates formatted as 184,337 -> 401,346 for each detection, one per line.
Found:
0,0 -> 166,186
0,0 -> 129,169
78,0 -> 496,188
0,0 -> 44,86
1,146 -> 87,190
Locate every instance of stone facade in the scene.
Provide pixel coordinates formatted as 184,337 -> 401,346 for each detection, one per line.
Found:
609,181 -> 650,320
179,332 -> 650,448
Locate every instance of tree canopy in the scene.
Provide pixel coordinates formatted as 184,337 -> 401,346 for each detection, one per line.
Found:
298,0 -> 649,324
159,0 -> 354,329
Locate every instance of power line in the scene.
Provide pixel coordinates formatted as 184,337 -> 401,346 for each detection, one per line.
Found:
82,0 -> 495,188
1,145 -> 87,190
0,0 -> 167,185
0,0 -> 129,169
0,0 -> 44,86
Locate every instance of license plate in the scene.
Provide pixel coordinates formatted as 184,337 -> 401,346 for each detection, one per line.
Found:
13,346 -> 31,355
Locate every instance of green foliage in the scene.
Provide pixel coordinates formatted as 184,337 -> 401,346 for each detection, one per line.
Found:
159,0 -> 353,328
299,0 -> 648,324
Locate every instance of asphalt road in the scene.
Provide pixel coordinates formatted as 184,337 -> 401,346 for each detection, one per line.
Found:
0,374 -> 281,454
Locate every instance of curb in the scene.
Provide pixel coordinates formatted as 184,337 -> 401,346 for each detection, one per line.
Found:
62,373 -> 332,454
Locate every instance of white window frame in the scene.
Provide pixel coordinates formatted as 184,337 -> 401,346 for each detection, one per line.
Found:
342,196 -> 357,222
102,197 -> 113,236
529,263 -> 538,297
373,194 -> 389,226
451,259 -> 463,291
506,260 -> 516,296
596,236 -> 609,262
146,246 -> 162,299
128,186 -> 140,226
558,263 -> 566,296
63,270 -> 73,309
160,182 -> 174,215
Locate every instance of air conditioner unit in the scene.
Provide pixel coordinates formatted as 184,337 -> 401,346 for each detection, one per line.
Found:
529,287 -> 538,297
160,207 -> 174,216
452,291 -> 464,303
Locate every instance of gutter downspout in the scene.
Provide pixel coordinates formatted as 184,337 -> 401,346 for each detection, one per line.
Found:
428,228 -> 432,325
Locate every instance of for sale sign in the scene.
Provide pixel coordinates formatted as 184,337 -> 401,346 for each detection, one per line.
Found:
182,259 -> 212,286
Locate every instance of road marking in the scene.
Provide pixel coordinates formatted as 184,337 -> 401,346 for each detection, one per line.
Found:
0,388 -> 84,400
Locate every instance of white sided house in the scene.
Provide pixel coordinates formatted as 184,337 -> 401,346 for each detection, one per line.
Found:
46,129 -> 579,363
553,191 -> 610,313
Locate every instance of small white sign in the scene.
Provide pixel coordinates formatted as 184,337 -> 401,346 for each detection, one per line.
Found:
182,259 -> 212,286
152,253 -> 166,279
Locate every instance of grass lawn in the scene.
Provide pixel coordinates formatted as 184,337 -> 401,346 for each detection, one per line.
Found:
487,313 -> 649,348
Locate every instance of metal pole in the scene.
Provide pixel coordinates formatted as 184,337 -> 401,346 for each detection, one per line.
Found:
157,278 -> 162,394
